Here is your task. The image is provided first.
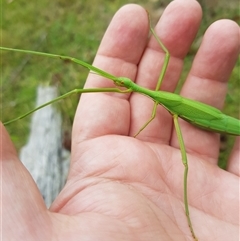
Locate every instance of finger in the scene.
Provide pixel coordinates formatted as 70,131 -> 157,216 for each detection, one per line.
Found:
72,4 -> 149,144
1,123 -> 46,237
172,20 -> 240,164
129,0 -> 202,143
227,136 -> 240,176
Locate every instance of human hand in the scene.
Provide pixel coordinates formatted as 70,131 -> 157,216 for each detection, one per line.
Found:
2,0 -> 240,240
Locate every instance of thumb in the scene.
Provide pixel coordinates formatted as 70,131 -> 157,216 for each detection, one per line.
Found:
1,122 -> 47,237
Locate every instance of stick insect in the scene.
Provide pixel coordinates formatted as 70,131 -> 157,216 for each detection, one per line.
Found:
1,15 -> 239,241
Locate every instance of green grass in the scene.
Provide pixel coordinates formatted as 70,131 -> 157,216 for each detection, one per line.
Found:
1,0 -> 152,149
1,0 -> 239,168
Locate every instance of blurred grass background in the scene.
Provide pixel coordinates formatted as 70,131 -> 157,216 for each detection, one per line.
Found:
1,0 -> 239,168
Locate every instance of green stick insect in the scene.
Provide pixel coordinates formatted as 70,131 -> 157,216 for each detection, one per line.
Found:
1,12 -> 239,241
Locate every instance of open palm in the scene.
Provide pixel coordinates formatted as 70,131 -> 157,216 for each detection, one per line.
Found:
3,1 -> 239,241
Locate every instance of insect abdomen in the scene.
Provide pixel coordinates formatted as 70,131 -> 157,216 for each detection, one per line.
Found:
154,91 -> 240,136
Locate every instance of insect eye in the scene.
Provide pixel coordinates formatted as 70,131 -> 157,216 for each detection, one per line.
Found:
115,79 -> 124,87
